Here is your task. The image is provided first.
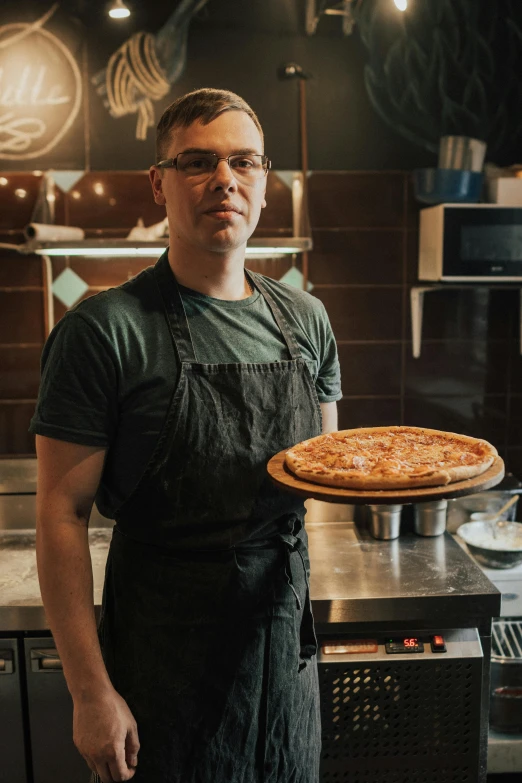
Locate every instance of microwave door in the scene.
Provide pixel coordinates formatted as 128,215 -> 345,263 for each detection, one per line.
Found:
443,206 -> 522,280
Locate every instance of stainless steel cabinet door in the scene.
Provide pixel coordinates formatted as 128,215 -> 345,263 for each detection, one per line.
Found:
0,638 -> 28,783
24,638 -> 89,783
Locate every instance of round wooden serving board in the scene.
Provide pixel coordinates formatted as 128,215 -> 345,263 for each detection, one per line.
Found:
267,451 -> 505,505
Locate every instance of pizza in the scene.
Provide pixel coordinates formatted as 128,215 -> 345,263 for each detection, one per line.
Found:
284,426 -> 498,490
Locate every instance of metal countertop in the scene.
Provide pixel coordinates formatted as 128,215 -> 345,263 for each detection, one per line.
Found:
306,522 -> 500,625
0,522 -> 500,633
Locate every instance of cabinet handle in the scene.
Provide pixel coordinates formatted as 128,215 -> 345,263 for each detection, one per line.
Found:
30,647 -> 63,671
0,650 -> 14,674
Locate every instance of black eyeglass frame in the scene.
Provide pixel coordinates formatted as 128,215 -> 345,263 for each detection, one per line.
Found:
155,153 -> 271,174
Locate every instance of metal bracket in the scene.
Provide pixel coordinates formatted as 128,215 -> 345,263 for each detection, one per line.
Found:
411,284 -> 522,358
306,0 -> 356,36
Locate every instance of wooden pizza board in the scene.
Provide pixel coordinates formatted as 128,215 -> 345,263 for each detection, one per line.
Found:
267,451 -> 505,505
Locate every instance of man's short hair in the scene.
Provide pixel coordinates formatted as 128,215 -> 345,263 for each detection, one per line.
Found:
155,88 -> 264,164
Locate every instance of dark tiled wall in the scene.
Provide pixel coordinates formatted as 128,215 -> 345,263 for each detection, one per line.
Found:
1,171 -> 520,475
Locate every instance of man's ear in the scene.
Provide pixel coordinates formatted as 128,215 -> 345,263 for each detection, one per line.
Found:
149,166 -> 166,206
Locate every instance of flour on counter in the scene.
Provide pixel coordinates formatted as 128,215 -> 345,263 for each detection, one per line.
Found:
0,528 -> 111,606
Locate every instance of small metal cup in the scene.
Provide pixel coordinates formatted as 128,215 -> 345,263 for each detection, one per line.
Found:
414,500 -> 448,537
438,135 -> 487,172
368,504 -> 402,540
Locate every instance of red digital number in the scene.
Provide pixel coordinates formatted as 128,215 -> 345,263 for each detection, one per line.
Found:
404,638 -> 417,647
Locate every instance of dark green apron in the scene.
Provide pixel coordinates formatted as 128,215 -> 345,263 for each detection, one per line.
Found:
91,252 -> 323,782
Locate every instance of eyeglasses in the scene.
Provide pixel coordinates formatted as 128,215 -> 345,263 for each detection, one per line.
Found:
156,152 -> 271,182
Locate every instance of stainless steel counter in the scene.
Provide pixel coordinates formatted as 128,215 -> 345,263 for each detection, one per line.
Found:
307,521 -> 501,626
0,521 -> 500,632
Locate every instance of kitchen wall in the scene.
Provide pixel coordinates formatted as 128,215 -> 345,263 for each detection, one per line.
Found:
1,169 -> 521,475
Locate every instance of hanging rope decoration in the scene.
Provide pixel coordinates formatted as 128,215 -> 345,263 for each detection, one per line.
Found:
105,31 -> 170,141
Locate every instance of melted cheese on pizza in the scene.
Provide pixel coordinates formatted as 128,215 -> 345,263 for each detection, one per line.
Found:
287,427 -> 493,478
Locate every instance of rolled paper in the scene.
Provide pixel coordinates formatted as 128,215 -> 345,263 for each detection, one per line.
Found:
24,224 -> 85,242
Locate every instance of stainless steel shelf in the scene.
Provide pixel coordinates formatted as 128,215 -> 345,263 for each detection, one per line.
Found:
488,728 -> 522,773
19,237 -> 313,259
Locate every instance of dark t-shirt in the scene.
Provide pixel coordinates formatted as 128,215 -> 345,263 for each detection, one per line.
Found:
29,254 -> 342,518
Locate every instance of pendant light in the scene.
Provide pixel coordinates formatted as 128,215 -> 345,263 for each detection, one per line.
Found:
394,0 -> 408,10
108,0 -> 131,19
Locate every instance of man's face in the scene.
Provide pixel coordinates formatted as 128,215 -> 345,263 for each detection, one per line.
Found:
149,111 -> 267,255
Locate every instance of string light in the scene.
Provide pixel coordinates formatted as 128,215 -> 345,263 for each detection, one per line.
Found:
108,0 -> 131,19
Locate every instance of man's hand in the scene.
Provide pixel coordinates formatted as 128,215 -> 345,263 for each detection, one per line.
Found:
73,686 -> 140,782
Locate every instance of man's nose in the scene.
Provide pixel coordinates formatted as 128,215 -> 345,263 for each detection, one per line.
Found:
209,159 -> 238,190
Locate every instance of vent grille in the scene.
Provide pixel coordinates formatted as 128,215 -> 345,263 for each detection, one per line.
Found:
492,619 -> 522,661
318,659 -> 482,782
320,768 -> 474,782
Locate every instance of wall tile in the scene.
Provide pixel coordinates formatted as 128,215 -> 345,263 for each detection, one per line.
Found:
406,173 -> 422,231
414,287 -> 515,341
406,231 -> 420,284
245,258 -> 292,279
309,230 -> 404,285
509,343 -> 522,394
506,448 -> 522,480
507,395 -> 522,448
67,173 -> 165,229
308,173 -> 406,229
314,287 -> 403,341
337,343 -> 402,396
256,173 -> 292,230
0,403 -> 36,455
403,395 -> 507,449
0,292 -> 45,344
0,347 -> 42,399
69,258 -> 155,288
405,341 -> 509,397
0,174 -> 65,230
337,397 -> 402,429
0,254 -> 42,287
0,230 -> 25,244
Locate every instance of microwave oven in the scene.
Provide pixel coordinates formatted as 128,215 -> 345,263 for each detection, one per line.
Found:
418,204 -> 522,281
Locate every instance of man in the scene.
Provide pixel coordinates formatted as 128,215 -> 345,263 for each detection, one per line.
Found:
30,88 -> 342,783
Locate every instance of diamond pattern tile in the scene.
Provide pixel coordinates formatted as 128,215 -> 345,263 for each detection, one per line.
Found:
278,266 -> 314,292
51,267 -> 89,308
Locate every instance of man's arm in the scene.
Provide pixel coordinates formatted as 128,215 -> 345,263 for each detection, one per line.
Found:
320,401 -> 338,434
35,434 -> 141,781
35,434 -> 113,700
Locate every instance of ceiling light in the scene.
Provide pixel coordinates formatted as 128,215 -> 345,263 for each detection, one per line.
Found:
108,0 -> 131,19
394,0 -> 408,10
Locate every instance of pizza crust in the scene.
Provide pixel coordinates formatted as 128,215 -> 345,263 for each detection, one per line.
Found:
284,426 -> 497,491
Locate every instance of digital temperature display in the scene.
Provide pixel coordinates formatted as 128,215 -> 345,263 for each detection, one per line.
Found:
385,637 -> 424,654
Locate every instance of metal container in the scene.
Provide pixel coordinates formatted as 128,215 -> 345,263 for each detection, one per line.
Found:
446,486 -> 520,534
490,619 -> 522,733
304,498 -> 354,524
438,135 -> 487,172
368,504 -> 402,540
414,499 -> 448,537
457,520 -> 522,569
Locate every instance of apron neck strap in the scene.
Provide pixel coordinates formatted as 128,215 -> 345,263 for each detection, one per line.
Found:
154,253 -> 197,362
153,252 -> 304,363
245,269 -> 302,361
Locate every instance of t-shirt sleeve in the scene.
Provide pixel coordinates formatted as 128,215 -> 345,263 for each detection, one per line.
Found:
29,312 -> 118,447
315,302 -> 343,403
